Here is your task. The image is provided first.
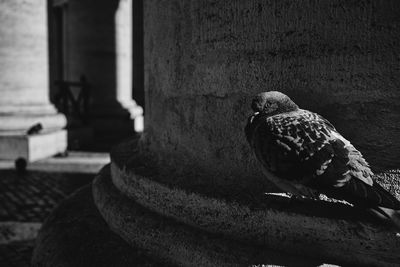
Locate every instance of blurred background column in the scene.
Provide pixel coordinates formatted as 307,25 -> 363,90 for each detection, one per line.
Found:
0,0 -> 67,161
50,0 -> 143,150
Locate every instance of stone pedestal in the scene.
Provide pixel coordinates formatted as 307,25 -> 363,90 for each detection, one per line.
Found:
0,130 -> 67,162
32,141 -> 400,266
0,0 -> 67,161
97,142 -> 399,266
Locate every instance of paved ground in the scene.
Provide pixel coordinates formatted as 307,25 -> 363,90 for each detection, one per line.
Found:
0,152 -> 108,267
0,170 -> 94,222
0,240 -> 36,267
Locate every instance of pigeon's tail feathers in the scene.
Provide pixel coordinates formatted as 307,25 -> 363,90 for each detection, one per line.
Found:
371,182 -> 400,210
335,177 -> 400,210
370,206 -> 400,231
368,182 -> 400,231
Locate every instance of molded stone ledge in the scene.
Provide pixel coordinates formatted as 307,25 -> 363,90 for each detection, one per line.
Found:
92,166 -> 324,267
105,142 -> 400,266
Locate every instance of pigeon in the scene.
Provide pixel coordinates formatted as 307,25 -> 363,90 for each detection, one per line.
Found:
245,91 -> 400,228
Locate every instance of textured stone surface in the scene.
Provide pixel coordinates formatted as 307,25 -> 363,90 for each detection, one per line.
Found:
107,144 -> 400,266
32,185 -> 161,267
94,166 -> 325,267
144,0 -> 400,191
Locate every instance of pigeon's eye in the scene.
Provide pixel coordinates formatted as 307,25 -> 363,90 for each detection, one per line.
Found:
263,101 -> 278,113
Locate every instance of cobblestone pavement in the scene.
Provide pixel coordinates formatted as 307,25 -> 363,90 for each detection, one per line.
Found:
0,168 -> 94,267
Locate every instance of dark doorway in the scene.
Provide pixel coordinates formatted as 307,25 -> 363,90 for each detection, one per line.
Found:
49,1 -> 68,103
132,0 -> 144,109
53,6 -> 65,82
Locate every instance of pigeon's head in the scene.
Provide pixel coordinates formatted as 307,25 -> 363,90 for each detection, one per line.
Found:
251,91 -> 299,116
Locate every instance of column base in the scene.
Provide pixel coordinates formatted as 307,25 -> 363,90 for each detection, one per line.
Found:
93,165 -> 319,266
0,130 -> 67,162
102,140 -> 400,266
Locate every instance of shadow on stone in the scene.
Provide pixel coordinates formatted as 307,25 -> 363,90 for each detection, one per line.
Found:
31,185 -> 162,267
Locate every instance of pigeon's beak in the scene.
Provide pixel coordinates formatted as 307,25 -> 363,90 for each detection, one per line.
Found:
249,112 -> 259,124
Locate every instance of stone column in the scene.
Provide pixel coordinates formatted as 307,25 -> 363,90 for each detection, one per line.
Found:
32,1 -> 400,266
66,0 -> 143,144
0,0 -> 67,161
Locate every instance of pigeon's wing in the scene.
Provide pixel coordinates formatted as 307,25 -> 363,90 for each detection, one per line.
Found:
248,110 -> 340,184
247,110 -> 400,209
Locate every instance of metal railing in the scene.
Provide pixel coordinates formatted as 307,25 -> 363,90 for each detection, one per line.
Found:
54,75 -> 90,122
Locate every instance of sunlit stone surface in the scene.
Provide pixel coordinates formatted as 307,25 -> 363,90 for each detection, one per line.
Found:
0,0 -> 67,161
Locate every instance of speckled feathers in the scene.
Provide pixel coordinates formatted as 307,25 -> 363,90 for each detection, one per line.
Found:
245,92 -> 400,211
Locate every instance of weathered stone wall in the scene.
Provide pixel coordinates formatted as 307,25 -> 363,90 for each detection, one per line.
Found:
144,0 -> 400,189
